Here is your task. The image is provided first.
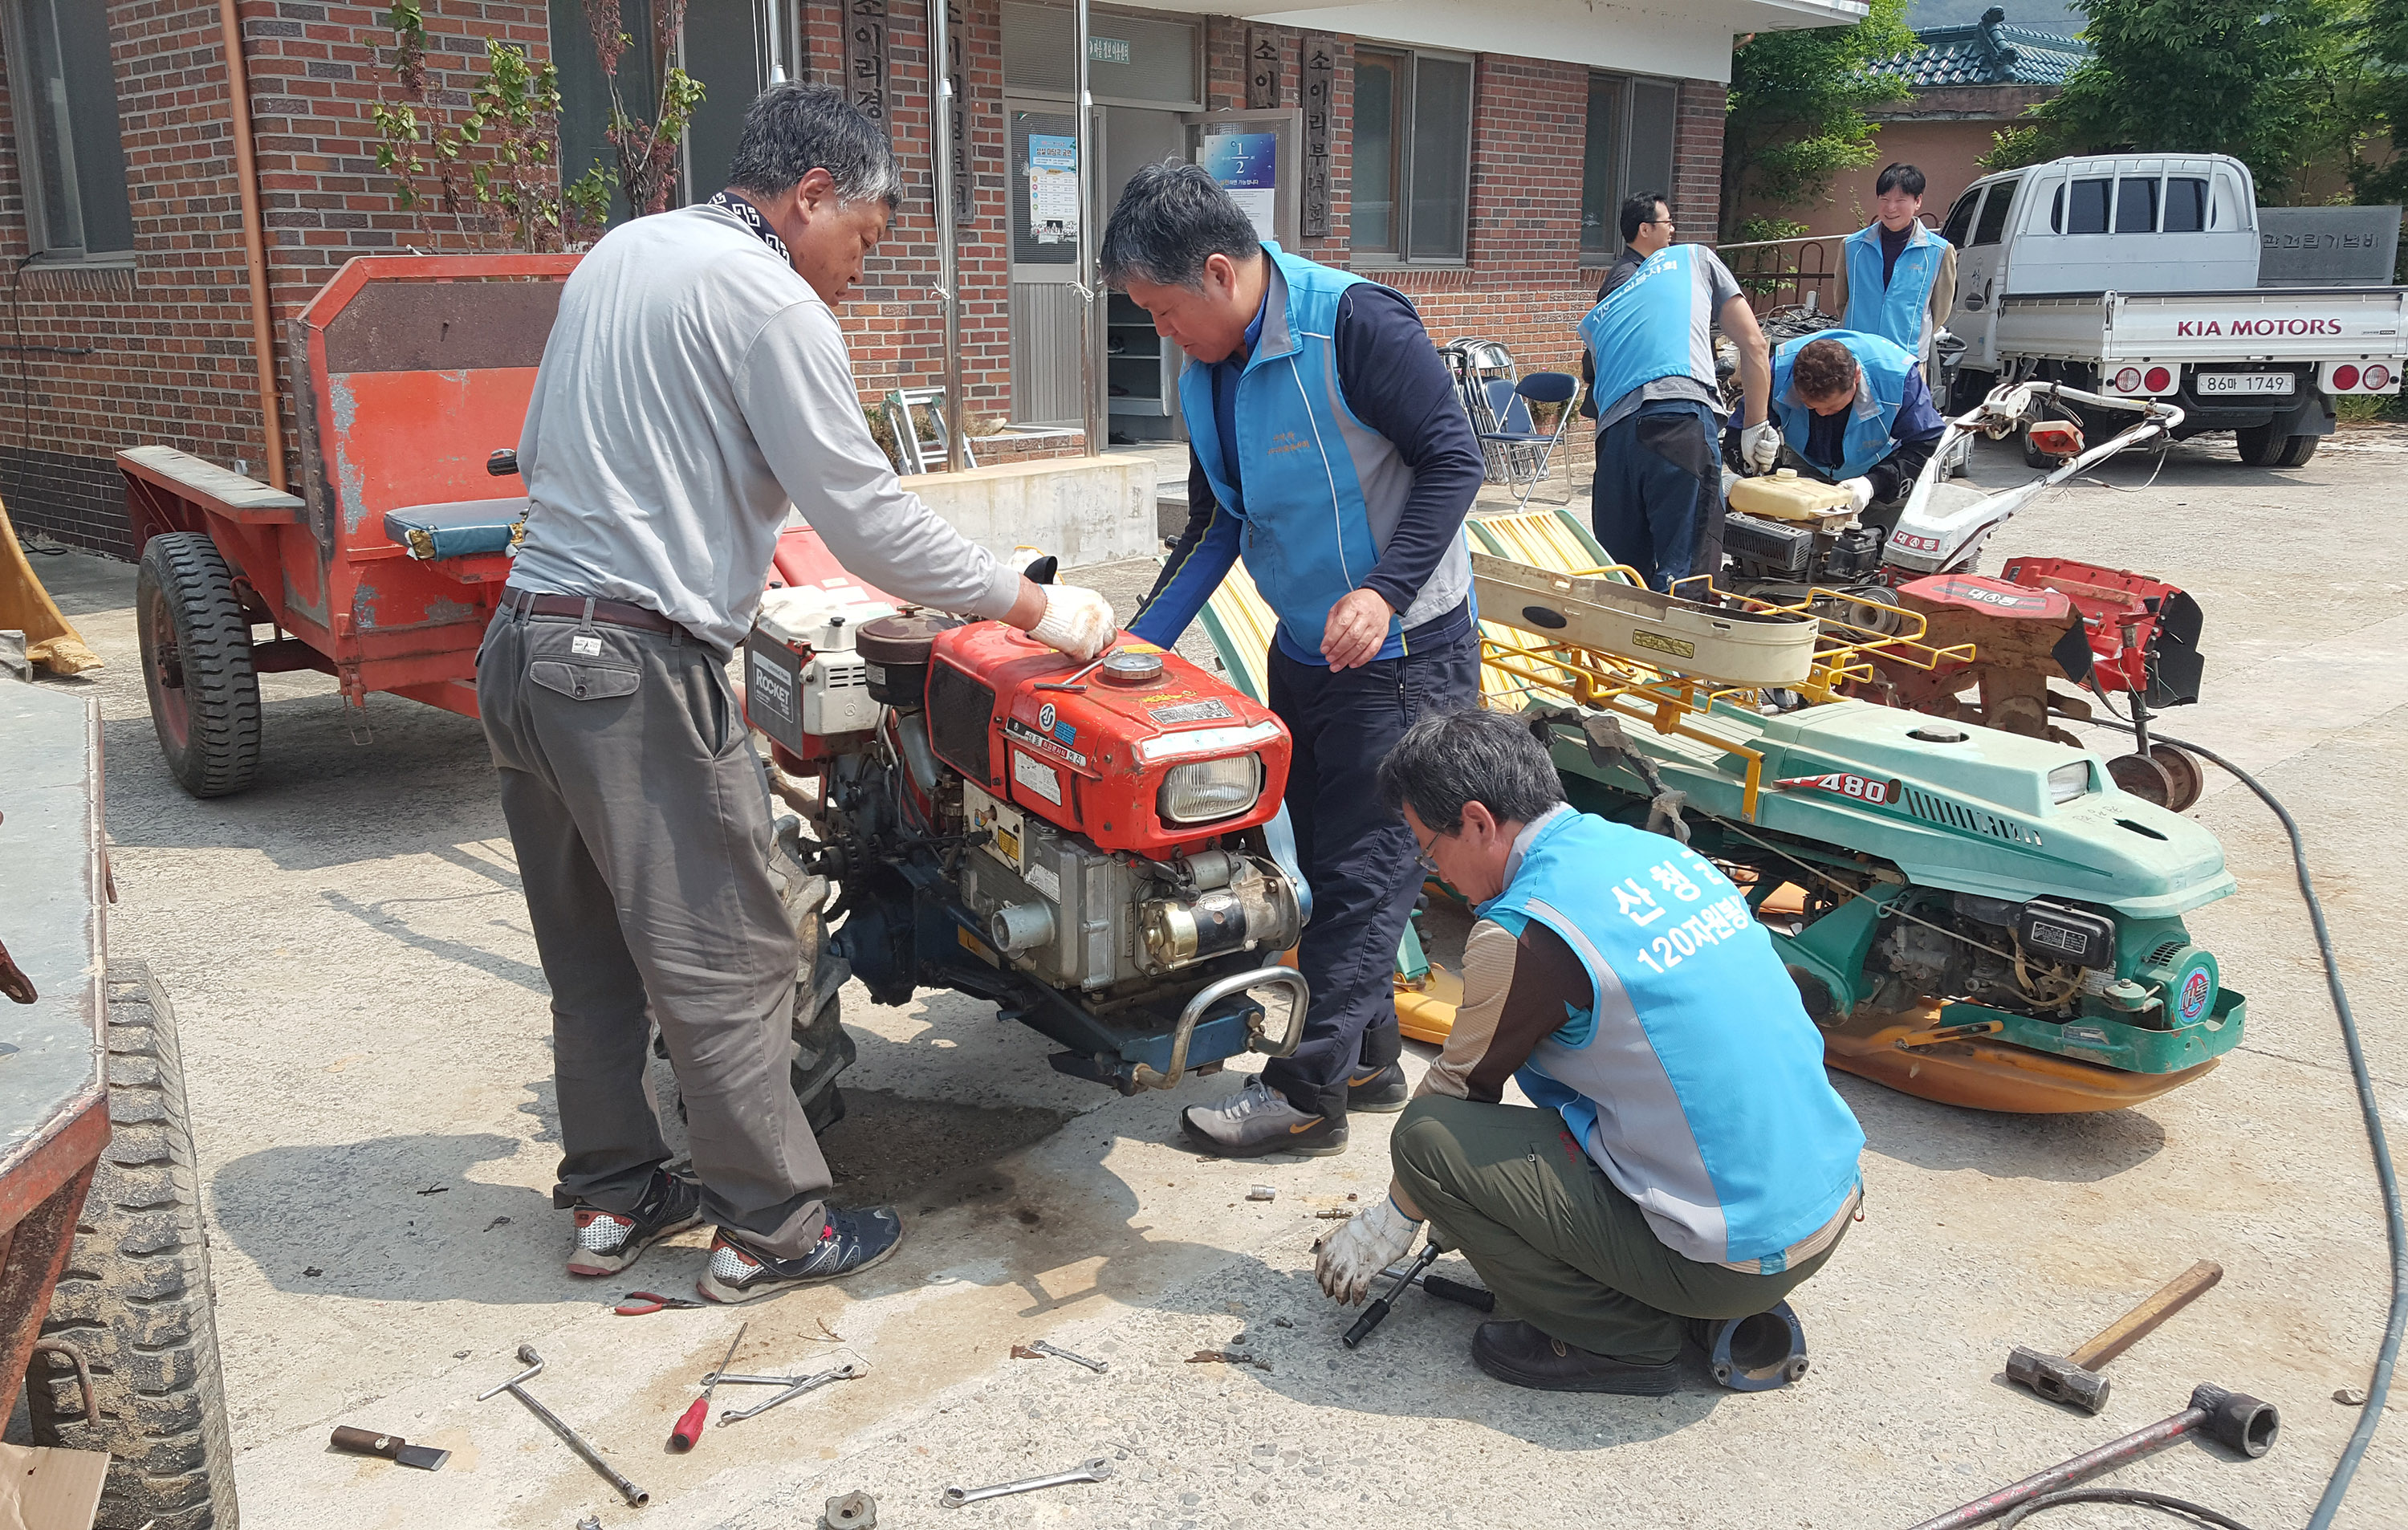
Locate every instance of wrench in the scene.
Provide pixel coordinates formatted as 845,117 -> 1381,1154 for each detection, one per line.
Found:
941,1457 -> 1112,1508
1027,1339 -> 1109,1373
715,1359 -> 867,1426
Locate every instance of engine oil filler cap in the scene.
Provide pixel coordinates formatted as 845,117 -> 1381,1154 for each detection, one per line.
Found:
1098,650 -> 1165,686
1907,724 -> 1970,743
857,612 -> 959,706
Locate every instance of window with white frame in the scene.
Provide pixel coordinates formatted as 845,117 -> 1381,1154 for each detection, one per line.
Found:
5,0 -> 133,258
1351,47 -> 1471,263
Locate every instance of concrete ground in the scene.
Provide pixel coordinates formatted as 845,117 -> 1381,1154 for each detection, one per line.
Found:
15,422 -> 2407,1529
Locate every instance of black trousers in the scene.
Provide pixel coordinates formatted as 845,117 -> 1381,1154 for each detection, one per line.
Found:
1261,618 -> 1481,1121
1592,397 -> 1724,592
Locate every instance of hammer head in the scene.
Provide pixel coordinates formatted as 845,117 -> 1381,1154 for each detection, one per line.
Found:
2007,1345 -> 2110,1414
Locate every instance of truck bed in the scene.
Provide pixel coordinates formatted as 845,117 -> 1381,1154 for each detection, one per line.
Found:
1995,287 -> 2408,365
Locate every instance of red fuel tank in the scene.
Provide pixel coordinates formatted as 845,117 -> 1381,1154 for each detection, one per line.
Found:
921,623 -> 1291,857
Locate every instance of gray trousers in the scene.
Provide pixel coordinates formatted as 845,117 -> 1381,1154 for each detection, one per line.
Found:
476,601 -> 830,1258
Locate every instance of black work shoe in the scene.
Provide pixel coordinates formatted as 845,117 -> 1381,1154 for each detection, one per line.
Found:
1471,1320 -> 1681,1394
695,1207 -> 904,1304
565,1166 -> 705,1278
1179,1075 -> 1348,1158
1345,1061 -> 1409,1113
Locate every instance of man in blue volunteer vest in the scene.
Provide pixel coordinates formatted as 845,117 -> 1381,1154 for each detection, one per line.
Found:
1835,163 -> 1958,373
1100,163 -> 1484,1158
1314,708 -> 1864,1391
1580,205 -> 1776,591
1771,332 -> 1947,516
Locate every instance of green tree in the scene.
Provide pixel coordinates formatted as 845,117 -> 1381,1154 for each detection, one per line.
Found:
2029,0 -> 2325,197
1721,0 -> 1916,238
2350,0 -> 2408,201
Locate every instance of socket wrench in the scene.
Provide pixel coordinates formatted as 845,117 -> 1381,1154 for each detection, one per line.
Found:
940,1456 -> 1112,1507
476,1345 -> 647,1507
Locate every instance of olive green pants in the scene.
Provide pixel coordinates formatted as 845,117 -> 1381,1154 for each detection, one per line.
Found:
1391,1094 -> 1846,1364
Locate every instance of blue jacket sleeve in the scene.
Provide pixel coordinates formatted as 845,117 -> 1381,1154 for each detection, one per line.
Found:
1129,448 -> 1243,648
1865,366 -> 1947,503
1332,283 -> 1483,616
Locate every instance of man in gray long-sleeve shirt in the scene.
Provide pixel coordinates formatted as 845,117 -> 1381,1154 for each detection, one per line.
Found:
479,84 -> 1114,1305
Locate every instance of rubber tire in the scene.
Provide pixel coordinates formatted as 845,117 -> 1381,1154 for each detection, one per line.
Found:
2236,425 -> 2321,467
136,534 -> 260,799
2020,425 -> 2057,470
28,963 -> 238,1530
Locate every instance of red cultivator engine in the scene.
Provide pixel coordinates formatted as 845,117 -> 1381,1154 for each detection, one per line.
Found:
1859,559 -> 2209,812
746,554 -> 1309,1097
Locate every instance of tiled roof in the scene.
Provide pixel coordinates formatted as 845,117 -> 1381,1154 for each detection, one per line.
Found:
1871,6 -> 2090,88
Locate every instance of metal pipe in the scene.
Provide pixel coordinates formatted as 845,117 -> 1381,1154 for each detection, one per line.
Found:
216,0 -> 287,489
929,0 -> 965,470
767,0 -> 789,83
1132,965 -> 1308,1089
1072,0 -> 1102,455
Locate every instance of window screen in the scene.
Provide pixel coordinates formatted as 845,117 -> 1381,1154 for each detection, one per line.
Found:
8,0 -> 133,254
1942,189 -> 1980,246
2115,177 -> 2158,234
2164,177 -> 2208,234
1972,178 -> 2016,245
1405,55 -> 1471,261
1580,75 -> 1622,254
1003,3 -> 1200,104
2064,178 -> 2110,235
1353,50 -> 1403,254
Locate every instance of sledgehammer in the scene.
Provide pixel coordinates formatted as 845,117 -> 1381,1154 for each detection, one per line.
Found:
2006,1260 -> 2222,1414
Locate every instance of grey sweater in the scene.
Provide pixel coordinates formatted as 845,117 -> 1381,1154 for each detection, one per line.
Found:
510,204 -> 1019,653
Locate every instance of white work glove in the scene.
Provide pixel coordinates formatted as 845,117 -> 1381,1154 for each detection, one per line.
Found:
1316,1194 -> 1423,1306
1739,420 -> 1781,474
1839,476 -> 1875,514
1028,583 -> 1117,661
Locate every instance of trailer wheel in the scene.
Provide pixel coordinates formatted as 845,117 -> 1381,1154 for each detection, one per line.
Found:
28,963 -> 238,1530
2235,425 -> 2320,468
136,534 -> 260,799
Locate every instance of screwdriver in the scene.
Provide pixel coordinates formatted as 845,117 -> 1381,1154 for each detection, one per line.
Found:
670,1321 -> 748,1451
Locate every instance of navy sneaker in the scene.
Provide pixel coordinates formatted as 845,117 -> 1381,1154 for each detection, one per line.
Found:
696,1207 -> 904,1304
1345,1061 -> 1410,1113
564,1166 -> 704,1278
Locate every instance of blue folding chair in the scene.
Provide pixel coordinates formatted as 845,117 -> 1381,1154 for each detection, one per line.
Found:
1477,371 -> 1581,510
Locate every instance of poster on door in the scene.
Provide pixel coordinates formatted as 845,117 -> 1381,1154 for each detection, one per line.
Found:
1201,132 -> 1279,244
1027,134 -> 1078,244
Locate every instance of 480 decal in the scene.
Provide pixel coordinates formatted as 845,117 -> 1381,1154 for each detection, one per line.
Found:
1772,771 -> 1905,806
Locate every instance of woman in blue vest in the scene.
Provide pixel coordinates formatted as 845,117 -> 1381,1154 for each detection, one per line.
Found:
1102,164 -> 1486,1159
1316,709 -> 1864,1392
1835,163 -> 1959,372
1770,332 -> 1948,515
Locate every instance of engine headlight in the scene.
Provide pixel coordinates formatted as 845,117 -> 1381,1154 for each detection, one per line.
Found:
2047,760 -> 2093,804
1159,754 -> 1263,825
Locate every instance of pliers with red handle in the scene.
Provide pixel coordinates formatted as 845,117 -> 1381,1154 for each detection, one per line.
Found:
614,1291 -> 706,1315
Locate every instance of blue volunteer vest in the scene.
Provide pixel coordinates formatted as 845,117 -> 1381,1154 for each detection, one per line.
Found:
1481,810 -> 1865,1267
1841,221 -> 1945,358
1178,245 -> 1393,655
1772,330 -> 1918,482
1578,244 -> 1714,417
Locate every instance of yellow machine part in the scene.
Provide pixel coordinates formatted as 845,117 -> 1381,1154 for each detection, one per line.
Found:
1819,1005 -> 2219,1113
0,503 -> 100,675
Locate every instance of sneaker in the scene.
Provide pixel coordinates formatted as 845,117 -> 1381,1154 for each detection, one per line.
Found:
1345,1061 -> 1409,1113
565,1167 -> 704,1278
1470,1320 -> 1681,1395
1179,1075 -> 1348,1158
695,1207 -> 904,1304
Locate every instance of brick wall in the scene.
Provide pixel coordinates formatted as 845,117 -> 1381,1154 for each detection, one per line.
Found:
0,2 -> 1728,552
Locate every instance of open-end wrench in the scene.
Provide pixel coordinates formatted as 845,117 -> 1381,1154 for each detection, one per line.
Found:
1027,1339 -> 1108,1373
940,1457 -> 1112,1508
715,1358 -> 867,1426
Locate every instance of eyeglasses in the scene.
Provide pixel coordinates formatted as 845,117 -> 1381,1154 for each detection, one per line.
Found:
1412,822 -> 1443,875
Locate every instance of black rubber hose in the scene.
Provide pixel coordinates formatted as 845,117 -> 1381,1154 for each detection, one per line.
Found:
2094,719 -> 2402,1528
1996,1487 -> 2257,1530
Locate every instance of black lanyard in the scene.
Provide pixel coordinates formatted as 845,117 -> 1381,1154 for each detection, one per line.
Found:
708,192 -> 791,263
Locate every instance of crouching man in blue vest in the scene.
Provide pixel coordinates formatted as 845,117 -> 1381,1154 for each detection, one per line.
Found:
1316,708 -> 1865,1392
1771,332 -> 1947,519
1101,164 -> 1484,1158
1581,231 -> 1775,591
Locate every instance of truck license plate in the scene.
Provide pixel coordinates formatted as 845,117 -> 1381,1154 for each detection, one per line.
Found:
2196,372 -> 2296,396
